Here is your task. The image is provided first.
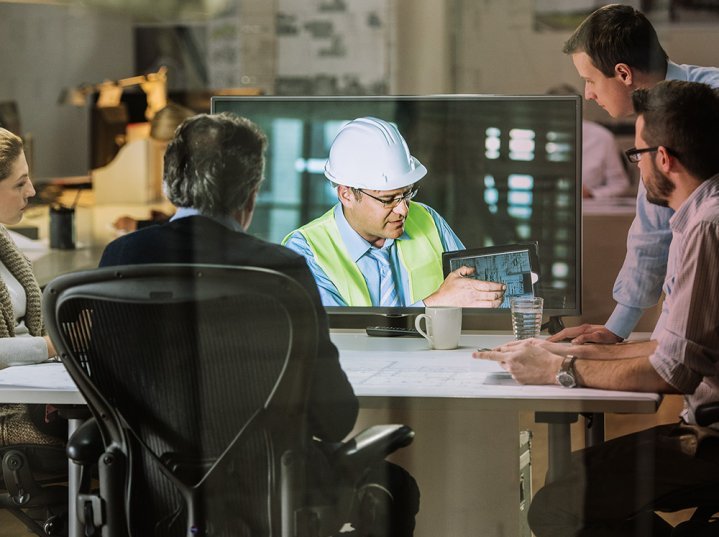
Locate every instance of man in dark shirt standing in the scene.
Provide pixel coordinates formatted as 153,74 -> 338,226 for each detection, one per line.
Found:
100,112 -> 419,536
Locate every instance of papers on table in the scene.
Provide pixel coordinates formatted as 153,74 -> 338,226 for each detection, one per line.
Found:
340,351 -> 520,398
0,362 -> 76,391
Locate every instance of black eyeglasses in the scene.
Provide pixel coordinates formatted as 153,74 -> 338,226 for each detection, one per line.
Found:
357,187 -> 419,208
624,146 -> 660,163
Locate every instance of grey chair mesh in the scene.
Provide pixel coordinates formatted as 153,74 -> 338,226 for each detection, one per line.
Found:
44,264 -> 319,537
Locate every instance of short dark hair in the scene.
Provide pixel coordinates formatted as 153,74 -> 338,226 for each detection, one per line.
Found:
632,80 -> 719,181
163,113 -> 267,217
0,128 -> 23,181
563,4 -> 668,78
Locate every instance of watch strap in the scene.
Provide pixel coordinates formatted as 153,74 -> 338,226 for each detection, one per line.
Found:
558,355 -> 579,388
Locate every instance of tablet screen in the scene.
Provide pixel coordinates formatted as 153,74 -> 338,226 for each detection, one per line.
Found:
443,245 -> 538,308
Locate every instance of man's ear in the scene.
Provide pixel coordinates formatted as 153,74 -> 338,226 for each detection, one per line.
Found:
234,186 -> 259,230
656,146 -> 675,174
246,187 -> 258,213
615,63 -> 634,86
337,185 -> 354,207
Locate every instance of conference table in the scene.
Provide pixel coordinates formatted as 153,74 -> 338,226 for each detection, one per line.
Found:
0,330 -> 661,537
331,330 -> 660,537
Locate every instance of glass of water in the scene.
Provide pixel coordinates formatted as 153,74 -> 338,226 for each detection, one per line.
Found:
510,296 -> 544,340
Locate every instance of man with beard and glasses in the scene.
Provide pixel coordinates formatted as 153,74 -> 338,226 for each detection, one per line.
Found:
474,81 -> 719,537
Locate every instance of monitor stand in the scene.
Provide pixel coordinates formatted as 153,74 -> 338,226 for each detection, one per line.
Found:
542,315 -> 565,335
363,314 -> 424,337
330,312 -> 414,330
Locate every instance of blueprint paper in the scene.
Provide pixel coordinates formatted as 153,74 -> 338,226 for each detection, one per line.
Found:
0,362 -> 76,390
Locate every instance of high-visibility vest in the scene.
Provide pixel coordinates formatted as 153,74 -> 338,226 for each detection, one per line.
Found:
284,204 -> 445,306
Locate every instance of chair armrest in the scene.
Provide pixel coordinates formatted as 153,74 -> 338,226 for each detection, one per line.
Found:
332,424 -> 414,475
695,402 -> 719,427
67,417 -> 103,465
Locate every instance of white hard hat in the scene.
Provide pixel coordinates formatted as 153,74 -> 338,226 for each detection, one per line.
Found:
324,117 -> 427,190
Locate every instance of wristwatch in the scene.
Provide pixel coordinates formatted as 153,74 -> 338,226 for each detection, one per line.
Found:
556,355 -> 579,388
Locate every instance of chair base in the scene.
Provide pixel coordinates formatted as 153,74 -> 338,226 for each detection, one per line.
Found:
4,505 -> 67,537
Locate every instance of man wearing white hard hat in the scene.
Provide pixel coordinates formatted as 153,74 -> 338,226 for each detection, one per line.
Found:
284,117 -> 506,308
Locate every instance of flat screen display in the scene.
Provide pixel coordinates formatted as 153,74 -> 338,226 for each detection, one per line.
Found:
211,95 -> 581,318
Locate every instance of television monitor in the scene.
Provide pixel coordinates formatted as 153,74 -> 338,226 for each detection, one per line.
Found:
211,95 -> 582,326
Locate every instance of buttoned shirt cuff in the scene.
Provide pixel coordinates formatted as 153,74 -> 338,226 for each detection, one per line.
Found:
605,305 -> 644,340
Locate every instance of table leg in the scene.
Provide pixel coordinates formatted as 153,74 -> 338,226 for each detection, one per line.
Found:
535,412 -> 578,483
584,412 -> 605,447
67,417 -> 81,537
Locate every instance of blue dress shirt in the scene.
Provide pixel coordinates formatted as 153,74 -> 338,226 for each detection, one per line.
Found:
284,203 -> 465,307
606,61 -> 719,338
171,207 -> 244,232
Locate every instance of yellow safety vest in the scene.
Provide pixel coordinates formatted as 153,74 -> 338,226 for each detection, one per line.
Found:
283,204 -> 445,306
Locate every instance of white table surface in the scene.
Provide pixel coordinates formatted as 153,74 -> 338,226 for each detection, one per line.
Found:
333,330 -> 661,411
0,362 -> 84,404
0,331 -> 662,537
0,332 -> 661,411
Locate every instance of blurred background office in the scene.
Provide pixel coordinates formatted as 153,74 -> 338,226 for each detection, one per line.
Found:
548,83 -> 631,199
3,0 -> 719,183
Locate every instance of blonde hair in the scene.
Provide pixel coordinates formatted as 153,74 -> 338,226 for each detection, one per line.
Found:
0,128 -> 23,181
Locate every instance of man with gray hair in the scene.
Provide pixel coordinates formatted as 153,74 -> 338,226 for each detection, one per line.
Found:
99,112 -> 419,537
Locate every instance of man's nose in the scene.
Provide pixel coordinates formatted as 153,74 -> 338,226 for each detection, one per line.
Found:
393,199 -> 409,216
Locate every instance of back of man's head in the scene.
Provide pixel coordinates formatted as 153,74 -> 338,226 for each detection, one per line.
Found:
163,112 -> 267,217
633,80 -> 719,181
563,4 -> 667,78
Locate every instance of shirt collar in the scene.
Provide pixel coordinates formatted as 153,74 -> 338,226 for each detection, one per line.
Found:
665,61 -> 687,81
670,175 -> 719,233
170,207 -> 245,232
333,203 -> 411,262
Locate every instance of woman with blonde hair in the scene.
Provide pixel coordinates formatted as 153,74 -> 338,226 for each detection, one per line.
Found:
0,127 -> 63,445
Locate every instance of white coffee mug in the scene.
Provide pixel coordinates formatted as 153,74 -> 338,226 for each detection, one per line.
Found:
414,306 -> 462,350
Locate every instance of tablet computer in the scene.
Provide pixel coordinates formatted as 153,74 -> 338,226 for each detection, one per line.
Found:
442,243 -> 540,308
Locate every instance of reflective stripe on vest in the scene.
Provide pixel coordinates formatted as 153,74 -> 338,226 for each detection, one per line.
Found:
284,204 -> 445,306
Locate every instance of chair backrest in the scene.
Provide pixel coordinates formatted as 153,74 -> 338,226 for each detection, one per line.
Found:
43,264 -> 319,537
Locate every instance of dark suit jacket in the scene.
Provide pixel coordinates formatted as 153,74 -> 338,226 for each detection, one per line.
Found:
99,215 -> 359,442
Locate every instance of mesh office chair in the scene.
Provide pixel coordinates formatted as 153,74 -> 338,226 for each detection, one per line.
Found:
43,264 -> 414,537
669,402 -> 719,536
0,437 -> 68,535
1,403 -> 88,535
